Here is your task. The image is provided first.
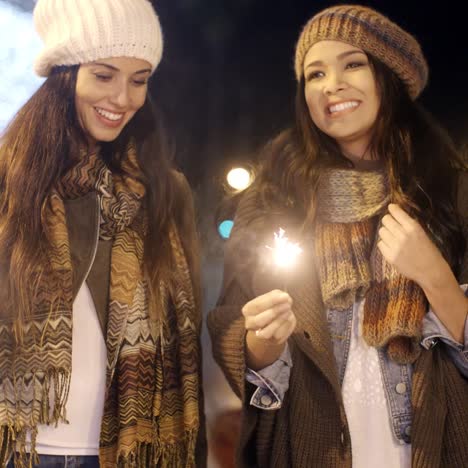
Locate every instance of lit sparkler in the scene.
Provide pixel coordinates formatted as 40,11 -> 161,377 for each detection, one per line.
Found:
266,228 -> 302,269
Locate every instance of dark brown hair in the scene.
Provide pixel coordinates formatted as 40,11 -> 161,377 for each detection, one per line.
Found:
253,54 -> 466,270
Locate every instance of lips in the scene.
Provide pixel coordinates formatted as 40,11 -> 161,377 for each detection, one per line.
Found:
327,100 -> 360,115
94,107 -> 125,128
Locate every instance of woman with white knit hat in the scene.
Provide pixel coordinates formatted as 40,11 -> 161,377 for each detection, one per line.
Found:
0,0 -> 206,466
209,4 -> 468,467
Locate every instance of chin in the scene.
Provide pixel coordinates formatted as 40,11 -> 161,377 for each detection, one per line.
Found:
92,130 -> 124,143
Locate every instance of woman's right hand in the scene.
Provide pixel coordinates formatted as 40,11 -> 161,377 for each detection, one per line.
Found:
242,289 -> 296,370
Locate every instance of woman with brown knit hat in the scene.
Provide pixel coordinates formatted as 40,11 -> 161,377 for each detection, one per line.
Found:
0,0 -> 206,466
208,4 -> 468,468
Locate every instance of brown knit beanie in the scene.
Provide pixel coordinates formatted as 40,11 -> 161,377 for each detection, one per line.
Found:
294,4 -> 428,99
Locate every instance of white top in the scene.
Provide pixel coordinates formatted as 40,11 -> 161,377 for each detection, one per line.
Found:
35,282 -> 107,455
342,300 -> 411,468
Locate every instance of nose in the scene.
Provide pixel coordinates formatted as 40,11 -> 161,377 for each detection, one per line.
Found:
323,71 -> 347,95
109,82 -> 131,108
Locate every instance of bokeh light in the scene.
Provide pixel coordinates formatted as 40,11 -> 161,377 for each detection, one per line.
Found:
218,220 -> 234,239
226,167 -> 251,191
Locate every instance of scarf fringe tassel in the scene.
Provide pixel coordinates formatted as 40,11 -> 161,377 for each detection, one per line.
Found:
106,430 -> 197,468
0,369 -> 71,467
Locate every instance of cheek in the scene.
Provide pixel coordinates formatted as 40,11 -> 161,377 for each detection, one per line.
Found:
305,89 -> 324,127
364,73 -> 381,114
131,88 -> 148,112
74,79 -> 102,125
75,71 -> 99,104
124,90 -> 148,125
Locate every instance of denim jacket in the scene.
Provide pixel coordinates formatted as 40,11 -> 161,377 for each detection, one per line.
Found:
247,285 -> 468,444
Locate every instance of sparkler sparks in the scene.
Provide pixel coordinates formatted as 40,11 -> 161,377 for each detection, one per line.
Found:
266,228 -> 302,269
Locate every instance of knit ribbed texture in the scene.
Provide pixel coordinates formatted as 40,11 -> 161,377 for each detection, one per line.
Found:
316,168 -> 391,222
363,250 -> 427,363
315,169 -> 426,364
411,347 -> 468,468
314,220 -> 374,308
33,0 -> 163,76
294,4 -> 428,99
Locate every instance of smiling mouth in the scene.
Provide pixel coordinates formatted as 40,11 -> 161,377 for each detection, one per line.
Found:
327,101 -> 360,115
94,107 -> 125,123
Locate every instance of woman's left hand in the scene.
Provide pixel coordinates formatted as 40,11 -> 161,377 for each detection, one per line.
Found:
377,203 -> 446,288
378,203 -> 468,343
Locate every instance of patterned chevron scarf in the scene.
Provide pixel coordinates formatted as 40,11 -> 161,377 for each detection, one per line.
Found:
0,145 -> 201,467
314,168 -> 427,364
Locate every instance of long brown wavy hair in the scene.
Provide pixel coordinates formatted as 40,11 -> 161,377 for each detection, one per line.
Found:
254,55 -> 466,272
0,65 -> 198,336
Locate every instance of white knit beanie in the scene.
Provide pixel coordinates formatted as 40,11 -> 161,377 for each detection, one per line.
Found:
33,0 -> 163,77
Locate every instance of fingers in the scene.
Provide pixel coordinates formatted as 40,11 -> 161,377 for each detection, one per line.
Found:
255,312 -> 297,343
378,226 -> 393,247
387,203 -> 418,231
242,290 -> 296,345
242,289 -> 291,317
379,204 -> 423,248
244,301 -> 291,331
381,212 -> 405,237
376,239 -> 392,261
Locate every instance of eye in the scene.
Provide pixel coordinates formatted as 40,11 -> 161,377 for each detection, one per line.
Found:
345,61 -> 367,70
132,79 -> 148,86
305,70 -> 324,82
94,73 -> 112,82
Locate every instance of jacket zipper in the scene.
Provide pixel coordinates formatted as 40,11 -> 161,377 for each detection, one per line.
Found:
76,194 -> 100,293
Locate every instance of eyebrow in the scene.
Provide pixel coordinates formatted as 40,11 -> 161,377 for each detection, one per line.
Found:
92,62 -> 152,75
305,49 -> 366,69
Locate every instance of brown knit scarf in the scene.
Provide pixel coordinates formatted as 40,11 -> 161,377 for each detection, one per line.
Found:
0,145 -> 201,467
314,168 -> 427,364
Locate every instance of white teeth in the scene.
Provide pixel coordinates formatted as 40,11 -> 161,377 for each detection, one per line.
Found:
95,107 -> 123,121
329,101 -> 359,113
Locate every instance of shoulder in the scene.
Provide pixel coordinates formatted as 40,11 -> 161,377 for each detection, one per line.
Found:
233,185 -> 266,228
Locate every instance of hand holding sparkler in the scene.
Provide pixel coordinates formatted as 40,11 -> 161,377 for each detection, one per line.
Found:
242,229 -> 301,370
243,289 -> 295,370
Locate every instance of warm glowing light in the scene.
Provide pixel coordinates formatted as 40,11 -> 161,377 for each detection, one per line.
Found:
226,167 -> 251,190
266,228 -> 302,269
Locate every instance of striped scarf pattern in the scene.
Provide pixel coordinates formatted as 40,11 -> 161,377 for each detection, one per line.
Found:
0,146 -> 201,467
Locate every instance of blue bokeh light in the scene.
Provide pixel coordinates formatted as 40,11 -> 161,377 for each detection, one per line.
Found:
218,220 -> 234,239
